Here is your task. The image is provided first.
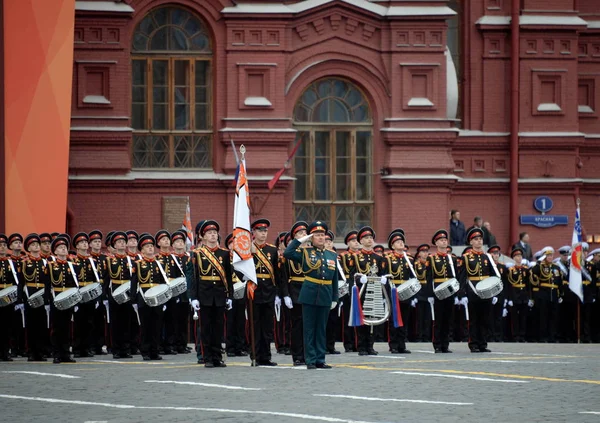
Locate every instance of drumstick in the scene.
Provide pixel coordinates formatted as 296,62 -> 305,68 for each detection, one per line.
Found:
20,308 -> 25,328
133,307 -> 141,326
464,302 -> 469,321
429,301 -> 435,321
46,307 -> 50,329
275,303 -> 281,322
105,302 -> 110,324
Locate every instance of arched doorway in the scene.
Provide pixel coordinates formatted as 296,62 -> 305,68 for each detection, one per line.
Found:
292,78 -> 373,236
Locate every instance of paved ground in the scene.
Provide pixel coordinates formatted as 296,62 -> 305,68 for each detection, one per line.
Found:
1,342 -> 599,423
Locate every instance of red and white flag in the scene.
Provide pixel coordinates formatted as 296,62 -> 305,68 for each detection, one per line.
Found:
232,148 -> 257,297
569,202 -> 584,302
181,198 -> 193,251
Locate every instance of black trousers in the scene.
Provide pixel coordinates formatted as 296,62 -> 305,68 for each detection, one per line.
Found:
389,301 -> 411,351
226,298 -> 246,353
326,306 -> 338,351
581,302 -> 593,342
490,300 -> 504,341
26,305 -> 48,358
161,298 -> 180,352
275,305 -> 290,351
558,301 -> 577,342
51,306 -> 73,359
467,295 -> 491,351
0,306 -> 15,358
538,298 -> 559,342
73,301 -> 95,354
130,304 -> 140,353
140,304 -> 164,356
289,303 -> 304,361
339,294 -> 355,351
511,303 -> 528,341
200,305 -> 224,363
415,299 -> 432,342
109,300 -> 131,355
250,301 -> 273,362
92,302 -> 107,352
173,300 -> 190,351
433,298 -> 453,351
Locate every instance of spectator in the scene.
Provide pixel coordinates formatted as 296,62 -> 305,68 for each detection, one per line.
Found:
483,221 -> 497,247
512,232 -> 533,261
467,216 -> 491,246
449,209 -> 466,245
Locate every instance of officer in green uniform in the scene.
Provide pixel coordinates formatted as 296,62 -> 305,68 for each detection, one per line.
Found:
284,221 -> 339,369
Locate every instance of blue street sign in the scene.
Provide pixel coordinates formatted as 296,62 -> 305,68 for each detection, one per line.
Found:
520,215 -> 568,228
534,196 -> 553,214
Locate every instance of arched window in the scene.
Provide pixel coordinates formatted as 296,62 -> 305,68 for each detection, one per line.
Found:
293,78 -> 373,236
131,7 -> 212,169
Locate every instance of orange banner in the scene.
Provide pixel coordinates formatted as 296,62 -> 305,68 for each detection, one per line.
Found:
3,0 -> 75,234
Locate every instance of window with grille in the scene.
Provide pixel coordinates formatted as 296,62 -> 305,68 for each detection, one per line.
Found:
131,7 -> 212,169
293,78 -> 373,237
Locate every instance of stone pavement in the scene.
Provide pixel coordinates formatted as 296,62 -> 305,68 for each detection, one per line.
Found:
1,342 -> 599,423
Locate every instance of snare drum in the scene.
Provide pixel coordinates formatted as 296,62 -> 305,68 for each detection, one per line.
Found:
0,286 -> 18,307
112,281 -> 131,305
54,288 -> 82,311
338,280 -> 349,298
27,289 -> 45,309
434,278 -> 460,300
80,283 -> 102,303
233,281 -> 246,300
475,276 -> 503,299
396,278 -> 421,301
168,276 -> 187,297
143,285 -> 172,307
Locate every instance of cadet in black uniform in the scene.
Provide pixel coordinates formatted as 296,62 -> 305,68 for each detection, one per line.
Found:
189,220 -> 232,368
170,230 -> 193,354
225,232 -> 249,358
88,230 -> 108,355
506,247 -> 531,342
1,234 -> 19,361
487,245 -> 507,342
555,246 -> 575,343
413,243 -> 432,342
340,230 -> 360,352
530,247 -> 562,343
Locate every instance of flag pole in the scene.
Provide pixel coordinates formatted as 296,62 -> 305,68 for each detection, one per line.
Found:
577,301 -> 580,344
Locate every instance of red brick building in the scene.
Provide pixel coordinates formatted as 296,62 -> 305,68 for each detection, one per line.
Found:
68,0 -> 600,252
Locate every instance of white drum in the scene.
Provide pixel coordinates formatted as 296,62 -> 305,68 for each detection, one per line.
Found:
434,278 -> 460,300
80,283 -> 102,303
396,278 -> 421,301
476,276 -> 503,299
168,277 -> 187,297
54,288 -> 82,311
143,284 -> 172,307
0,286 -> 18,307
338,280 -> 349,298
27,289 -> 45,309
112,281 -> 131,305
233,281 -> 246,300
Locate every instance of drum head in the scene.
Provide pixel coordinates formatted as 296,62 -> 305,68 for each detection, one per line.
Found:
146,285 -> 170,297
29,289 -> 44,299
80,283 -> 100,294
113,282 -> 131,295
477,277 -> 501,290
54,288 -> 77,302
0,286 -> 17,296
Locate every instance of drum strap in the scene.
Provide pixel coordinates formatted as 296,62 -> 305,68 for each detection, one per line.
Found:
486,253 -> 502,278
8,259 -> 28,298
336,259 -> 347,283
403,255 -> 417,279
67,261 -> 80,288
89,257 -> 100,283
170,254 -> 185,276
448,255 -> 456,278
155,260 -> 171,285
126,256 -> 133,276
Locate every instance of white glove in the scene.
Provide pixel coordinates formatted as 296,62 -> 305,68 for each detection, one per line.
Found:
191,299 -> 200,311
14,304 -> 24,312
274,296 -> 282,307
427,297 -> 435,305
103,299 -> 109,308
163,305 -> 167,311
593,298 -> 596,303
298,233 -> 313,243
226,299 -> 233,310
380,276 -> 387,286
508,300 -> 513,307
492,297 -> 498,305
410,299 -> 417,308
503,299 -> 508,307
413,298 -> 418,305
330,301 -> 337,310
132,303 -> 138,313
502,308 -> 508,318
454,297 -> 459,306
74,306 -> 79,313
528,299 -> 534,308
284,296 -> 293,309
461,297 -> 468,306
176,298 -> 180,304
193,310 -> 199,321
45,305 -> 50,313
360,275 -> 367,284
95,301 -> 100,309
558,297 -> 563,304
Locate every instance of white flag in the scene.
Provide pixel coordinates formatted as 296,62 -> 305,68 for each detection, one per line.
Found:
231,154 -> 257,288
569,203 -> 584,302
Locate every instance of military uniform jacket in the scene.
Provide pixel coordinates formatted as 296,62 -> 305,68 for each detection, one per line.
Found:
495,262 -> 508,302
158,251 -> 192,301
530,262 -> 562,303
386,252 -> 417,303
251,243 -> 280,304
582,261 -> 597,303
72,254 -> 102,288
555,260 -> 576,303
131,256 -> 168,307
279,250 -> 307,304
426,252 -> 459,300
283,239 -> 339,307
19,256 -> 49,304
414,258 -> 431,299
592,261 -> 600,300
458,251 -> 497,298
45,259 -> 81,304
0,256 -> 20,294
349,249 -> 386,283
506,265 -> 530,304
102,253 -> 136,298
190,246 -> 232,307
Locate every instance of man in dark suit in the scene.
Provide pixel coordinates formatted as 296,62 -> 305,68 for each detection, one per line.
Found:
512,232 -> 533,262
449,210 -> 466,246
